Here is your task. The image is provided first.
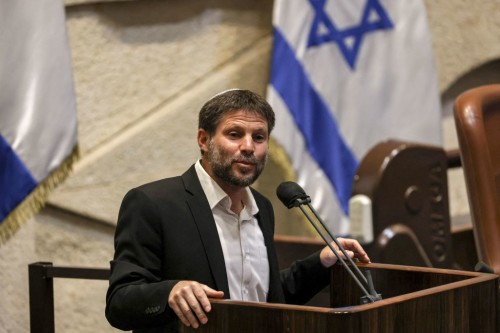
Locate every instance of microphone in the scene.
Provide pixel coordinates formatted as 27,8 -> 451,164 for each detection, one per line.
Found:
276,181 -> 382,304
276,181 -> 311,208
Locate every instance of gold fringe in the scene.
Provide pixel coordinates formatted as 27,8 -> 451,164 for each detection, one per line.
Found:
0,145 -> 79,246
269,139 -> 317,237
269,138 -> 297,181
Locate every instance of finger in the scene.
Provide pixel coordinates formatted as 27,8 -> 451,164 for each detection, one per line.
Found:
171,283 -> 202,328
336,250 -> 352,261
197,285 -> 224,314
349,239 -> 364,252
177,297 -> 201,328
188,285 -> 211,324
202,285 -> 225,298
343,238 -> 370,262
193,285 -> 212,313
169,281 -> 202,327
168,301 -> 191,327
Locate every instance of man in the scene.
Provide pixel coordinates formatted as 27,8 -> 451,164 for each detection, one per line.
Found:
105,89 -> 370,332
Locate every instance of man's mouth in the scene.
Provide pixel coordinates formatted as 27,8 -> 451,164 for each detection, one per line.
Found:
234,157 -> 257,166
236,160 -> 253,164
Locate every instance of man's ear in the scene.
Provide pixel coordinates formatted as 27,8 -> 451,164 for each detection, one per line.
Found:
197,128 -> 209,155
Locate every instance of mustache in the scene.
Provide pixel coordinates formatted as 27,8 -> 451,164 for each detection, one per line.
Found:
233,155 -> 258,164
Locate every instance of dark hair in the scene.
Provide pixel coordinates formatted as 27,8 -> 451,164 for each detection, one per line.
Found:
198,89 -> 275,135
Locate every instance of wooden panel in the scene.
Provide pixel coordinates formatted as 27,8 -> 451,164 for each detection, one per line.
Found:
181,263 -> 499,332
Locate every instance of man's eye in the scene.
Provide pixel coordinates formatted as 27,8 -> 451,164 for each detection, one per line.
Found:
254,135 -> 266,142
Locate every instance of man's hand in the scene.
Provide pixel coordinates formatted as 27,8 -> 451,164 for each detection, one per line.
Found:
319,238 -> 370,267
168,281 -> 224,329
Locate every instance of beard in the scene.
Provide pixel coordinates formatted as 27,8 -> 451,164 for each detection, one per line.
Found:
206,139 -> 268,188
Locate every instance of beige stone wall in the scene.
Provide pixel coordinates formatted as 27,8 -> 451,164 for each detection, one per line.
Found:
2,1 -> 500,332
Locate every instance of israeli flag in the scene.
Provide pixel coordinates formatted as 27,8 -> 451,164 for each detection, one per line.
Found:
0,0 -> 77,241
267,0 -> 441,235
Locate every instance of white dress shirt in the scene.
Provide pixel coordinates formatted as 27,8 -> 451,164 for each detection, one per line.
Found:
195,161 -> 270,302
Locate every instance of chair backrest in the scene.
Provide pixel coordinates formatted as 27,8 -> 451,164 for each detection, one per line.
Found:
351,140 -> 455,269
454,84 -> 500,274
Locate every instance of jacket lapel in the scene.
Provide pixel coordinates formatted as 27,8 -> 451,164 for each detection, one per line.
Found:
253,190 -> 285,303
182,165 -> 230,298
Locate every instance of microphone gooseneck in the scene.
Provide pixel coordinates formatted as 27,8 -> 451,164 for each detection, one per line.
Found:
276,181 -> 382,304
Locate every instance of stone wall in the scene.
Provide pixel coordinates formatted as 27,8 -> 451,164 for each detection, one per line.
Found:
1,1 -> 500,332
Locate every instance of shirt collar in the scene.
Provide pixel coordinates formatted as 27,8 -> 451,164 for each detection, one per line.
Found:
195,160 -> 259,217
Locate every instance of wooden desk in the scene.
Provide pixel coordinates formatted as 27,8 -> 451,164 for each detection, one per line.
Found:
182,263 -> 499,332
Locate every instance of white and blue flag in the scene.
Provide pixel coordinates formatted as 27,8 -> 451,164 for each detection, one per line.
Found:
268,0 -> 441,235
0,0 -> 78,243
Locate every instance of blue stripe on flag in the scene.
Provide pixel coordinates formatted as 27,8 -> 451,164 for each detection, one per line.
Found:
270,27 -> 358,214
0,135 -> 37,222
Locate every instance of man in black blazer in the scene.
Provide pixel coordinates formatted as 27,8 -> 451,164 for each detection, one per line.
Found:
105,89 -> 370,332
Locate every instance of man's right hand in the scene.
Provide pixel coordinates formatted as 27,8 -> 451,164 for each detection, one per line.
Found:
168,281 -> 224,329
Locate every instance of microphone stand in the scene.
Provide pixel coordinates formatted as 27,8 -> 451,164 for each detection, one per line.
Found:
295,197 -> 381,304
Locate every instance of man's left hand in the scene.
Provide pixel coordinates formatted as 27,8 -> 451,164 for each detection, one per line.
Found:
319,238 -> 370,267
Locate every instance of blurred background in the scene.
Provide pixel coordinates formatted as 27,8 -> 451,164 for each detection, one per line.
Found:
1,0 -> 500,332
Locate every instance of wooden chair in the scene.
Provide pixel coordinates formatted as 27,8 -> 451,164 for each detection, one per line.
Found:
454,84 -> 500,274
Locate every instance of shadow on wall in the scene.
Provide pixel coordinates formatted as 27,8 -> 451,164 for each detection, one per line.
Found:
442,59 -> 500,117
71,0 -> 273,44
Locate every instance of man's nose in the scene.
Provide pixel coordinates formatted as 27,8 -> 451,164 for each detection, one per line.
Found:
240,135 -> 255,153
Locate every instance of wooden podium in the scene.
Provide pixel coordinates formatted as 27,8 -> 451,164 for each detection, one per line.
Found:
181,263 -> 498,332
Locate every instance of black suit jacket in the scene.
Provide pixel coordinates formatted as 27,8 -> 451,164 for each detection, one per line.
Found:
106,165 -> 330,332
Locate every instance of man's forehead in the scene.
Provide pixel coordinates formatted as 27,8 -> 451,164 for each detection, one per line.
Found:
218,109 -> 268,127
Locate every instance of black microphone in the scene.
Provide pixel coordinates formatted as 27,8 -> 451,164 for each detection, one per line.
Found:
276,181 -> 382,304
276,181 -> 311,208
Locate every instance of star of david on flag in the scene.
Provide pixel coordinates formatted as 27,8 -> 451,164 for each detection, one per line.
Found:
268,0 -> 441,236
308,0 -> 393,69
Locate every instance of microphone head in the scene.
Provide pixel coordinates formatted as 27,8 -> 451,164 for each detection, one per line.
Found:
276,181 -> 310,209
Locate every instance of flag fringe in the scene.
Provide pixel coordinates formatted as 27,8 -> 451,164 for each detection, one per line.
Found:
0,145 -> 79,246
270,138 -> 297,181
270,139 -> 317,237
